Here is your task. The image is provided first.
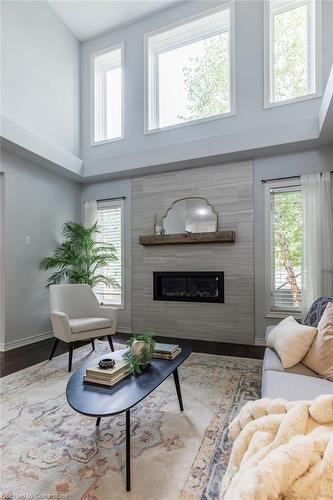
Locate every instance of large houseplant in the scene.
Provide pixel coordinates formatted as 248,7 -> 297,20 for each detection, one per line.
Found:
40,221 -> 118,288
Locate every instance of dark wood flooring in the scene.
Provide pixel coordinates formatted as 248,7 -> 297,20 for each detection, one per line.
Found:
0,333 -> 264,378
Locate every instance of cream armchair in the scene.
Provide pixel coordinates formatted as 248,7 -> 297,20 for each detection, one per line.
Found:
48,284 -> 118,372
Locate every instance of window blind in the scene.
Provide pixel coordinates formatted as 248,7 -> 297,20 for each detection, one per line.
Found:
95,201 -> 123,307
269,185 -> 302,312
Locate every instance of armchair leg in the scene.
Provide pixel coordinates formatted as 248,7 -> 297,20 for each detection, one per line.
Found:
68,342 -> 74,372
49,338 -> 59,360
107,335 -> 114,352
91,338 -> 95,351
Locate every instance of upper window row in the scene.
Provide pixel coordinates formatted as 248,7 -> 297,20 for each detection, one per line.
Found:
92,0 -> 321,145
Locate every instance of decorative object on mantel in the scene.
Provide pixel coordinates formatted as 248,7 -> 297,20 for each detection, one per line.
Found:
123,331 -> 156,375
154,213 -> 163,235
163,197 -> 218,234
139,231 -> 236,246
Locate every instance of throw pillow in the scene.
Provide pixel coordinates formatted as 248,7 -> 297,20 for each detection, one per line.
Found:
303,302 -> 333,381
267,316 -> 317,369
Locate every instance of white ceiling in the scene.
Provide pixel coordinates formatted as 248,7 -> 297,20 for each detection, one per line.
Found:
48,0 -> 185,41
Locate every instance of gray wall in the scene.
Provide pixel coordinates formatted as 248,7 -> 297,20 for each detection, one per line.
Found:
1,1 -> 80,155
0,151 -> 81,347
81,179 -> 132,331
80,0 -> 333,168
254,146 -> 333,342
131,161 -> 254,344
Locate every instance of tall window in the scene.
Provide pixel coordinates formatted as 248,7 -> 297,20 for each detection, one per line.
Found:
265,0 -> 320,106
95,199 -> 124,307
92,45 -> 123,144
146,4 -> 234,131
265,180 -> 303,315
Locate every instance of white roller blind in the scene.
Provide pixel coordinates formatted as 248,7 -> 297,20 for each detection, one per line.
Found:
95,199 -> 124,307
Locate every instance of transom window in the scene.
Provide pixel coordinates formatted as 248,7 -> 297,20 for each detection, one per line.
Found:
265,0 -> 320,106
265,179 -> 303,315
92,45 -> 123,144
146,4 -> 234,131
95,199 -> 124,307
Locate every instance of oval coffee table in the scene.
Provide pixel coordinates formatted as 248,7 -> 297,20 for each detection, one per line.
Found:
66,345 -> 192,491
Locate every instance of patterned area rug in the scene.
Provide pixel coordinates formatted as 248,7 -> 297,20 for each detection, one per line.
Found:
0,341 -> 261,500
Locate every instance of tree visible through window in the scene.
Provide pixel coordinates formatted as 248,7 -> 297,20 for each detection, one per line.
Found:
267,183 -> 303,312
147,5 -> 233,130
178,32 -> 229,122
266,0 -> 318,105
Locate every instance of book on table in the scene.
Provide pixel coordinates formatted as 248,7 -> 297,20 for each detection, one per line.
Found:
84,359 -> 131,386
84,368 -> 131,386
152,344 -> 182,360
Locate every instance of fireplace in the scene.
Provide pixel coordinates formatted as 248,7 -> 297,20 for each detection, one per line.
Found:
153,271 -> 224,303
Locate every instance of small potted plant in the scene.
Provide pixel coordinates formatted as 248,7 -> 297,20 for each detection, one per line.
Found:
124,332 -> 156,375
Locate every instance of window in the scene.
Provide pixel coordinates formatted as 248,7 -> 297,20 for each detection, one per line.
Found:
146,4 -> 234,131
264,0 -> 320,106
265,179 -> 303,315
92,45 -> 123,144
95,199 -> 124,307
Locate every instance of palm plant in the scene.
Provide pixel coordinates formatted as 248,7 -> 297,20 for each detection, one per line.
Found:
40,221 -> 119,289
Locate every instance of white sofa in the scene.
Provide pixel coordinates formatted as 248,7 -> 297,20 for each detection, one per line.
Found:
49,284 -> 118,371
262,325 -> 333,400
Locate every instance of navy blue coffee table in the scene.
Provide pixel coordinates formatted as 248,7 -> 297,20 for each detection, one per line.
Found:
66,345 -> 192,491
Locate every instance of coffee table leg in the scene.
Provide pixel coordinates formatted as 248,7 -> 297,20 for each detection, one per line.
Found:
173,368 -> 184,411
96,417 -> 101,427
126,409 -> 131,491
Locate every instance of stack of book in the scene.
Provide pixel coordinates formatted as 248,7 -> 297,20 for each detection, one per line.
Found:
152,343 -> 182,360
84,359 -> 131,387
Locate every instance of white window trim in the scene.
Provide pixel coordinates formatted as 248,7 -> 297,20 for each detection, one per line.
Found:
264,178 -> 302,319
90,43 -> 125,147
144,2 -> 236,134
263,0 -> 322,109
97,198 -> 125,309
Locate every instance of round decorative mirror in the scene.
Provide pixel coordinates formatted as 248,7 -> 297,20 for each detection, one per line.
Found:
162,197 -> 218,234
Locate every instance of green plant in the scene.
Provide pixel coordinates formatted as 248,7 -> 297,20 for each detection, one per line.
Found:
123,332 -> 156,375
40,221 -> 119,288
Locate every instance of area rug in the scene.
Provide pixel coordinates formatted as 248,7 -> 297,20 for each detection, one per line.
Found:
0,341 -> 261,500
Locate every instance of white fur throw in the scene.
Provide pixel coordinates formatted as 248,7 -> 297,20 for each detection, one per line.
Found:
221,395 -> 333,499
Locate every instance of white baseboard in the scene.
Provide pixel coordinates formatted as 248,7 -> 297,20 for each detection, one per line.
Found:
255,338 -> 266,347
117,326 -> 132,334
0,330 -> 53,352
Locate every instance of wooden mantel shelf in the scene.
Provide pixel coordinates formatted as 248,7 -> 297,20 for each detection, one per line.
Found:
139,231 -> 236,246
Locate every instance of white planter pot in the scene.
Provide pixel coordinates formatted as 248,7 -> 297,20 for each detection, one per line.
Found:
131,340 -> 146,358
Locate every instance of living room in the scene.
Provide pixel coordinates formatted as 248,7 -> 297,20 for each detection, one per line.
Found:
1,0 -> 333,498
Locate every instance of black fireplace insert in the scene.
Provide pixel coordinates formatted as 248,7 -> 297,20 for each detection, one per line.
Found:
153,271 -> 224,303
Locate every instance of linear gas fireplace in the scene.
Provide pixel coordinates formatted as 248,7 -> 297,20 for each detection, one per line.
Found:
153,271 -> 224,303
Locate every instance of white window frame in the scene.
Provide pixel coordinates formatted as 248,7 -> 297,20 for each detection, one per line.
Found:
144,2 -> 235,134
264,0 -> 322,108
91,43 -> 125,146
96,198 -> 125,309
264,178 -> 302,318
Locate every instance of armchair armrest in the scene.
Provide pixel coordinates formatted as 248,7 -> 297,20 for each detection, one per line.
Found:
50,311 -> 72,342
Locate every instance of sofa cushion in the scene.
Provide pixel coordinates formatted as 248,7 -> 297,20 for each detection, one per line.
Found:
262,370 -> 333,400
69,317 -> 112,334
303,302 -> 333,381
263,347 -> 321,378
267,316 -> 317,369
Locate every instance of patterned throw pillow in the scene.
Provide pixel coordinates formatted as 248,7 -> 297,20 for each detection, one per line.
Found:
303,297 -> 333,327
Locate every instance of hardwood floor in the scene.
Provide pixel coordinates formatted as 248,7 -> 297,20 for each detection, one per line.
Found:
0,333 -> 265,378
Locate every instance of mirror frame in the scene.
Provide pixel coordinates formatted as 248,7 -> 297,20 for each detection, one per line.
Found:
162,196 -> 219,234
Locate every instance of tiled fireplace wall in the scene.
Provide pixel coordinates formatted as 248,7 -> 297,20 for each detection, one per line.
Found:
131,161 -> 254,344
